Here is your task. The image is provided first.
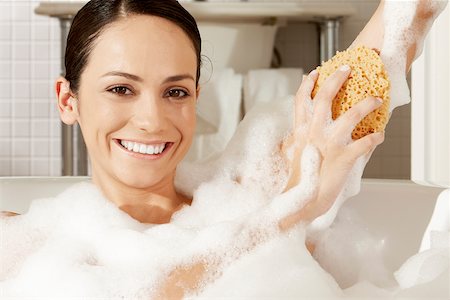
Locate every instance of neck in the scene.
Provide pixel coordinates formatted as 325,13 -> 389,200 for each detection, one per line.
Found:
92,171 -> 191,224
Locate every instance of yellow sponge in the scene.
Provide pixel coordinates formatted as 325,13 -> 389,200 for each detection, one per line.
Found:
311,46 -> 390,140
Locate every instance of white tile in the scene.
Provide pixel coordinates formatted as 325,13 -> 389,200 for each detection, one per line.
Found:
0,102 -> 11,118
13,139 -> 30,156
12,42 -> 30,60
49,103 -> 59,118
0,42 -> 11,60
50,157 -> 61,176
0,140 -> 11,156
32,139 -> 49,157
50,138 -> 61,157
49,43 -> 61,60
12,5 -> 31,21
31,81 -> 51,99
31,101 -> 49,118
12,159 -> 30,176
12,62 -> 30,79
13,101 -> 30,118
31,159 -> 50,176
31,61 -> 49,79
13,81 -> 30,99
0,81 -> 12,100
12,119 -> 30,137
50,62 -> 62,78
0,62 -> 12,79
50,118 -> 61,138
0,4 -> 12,22
32,23 -> 50,41
0,22 -> 12,41
0,159 -> 12,176
32,42 -> 49,60
0,119 -> 11,137
12,23 -> 31,41
31,119 -> 49,137
50,22 -> 61,41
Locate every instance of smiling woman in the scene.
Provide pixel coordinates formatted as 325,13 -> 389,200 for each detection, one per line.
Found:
1,0 -> 447,299
56,3 -> 201,222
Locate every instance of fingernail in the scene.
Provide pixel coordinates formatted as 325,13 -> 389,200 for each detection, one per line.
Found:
339,65 -> 350,72
376,97 -> 383,104
309,69 -> 318,76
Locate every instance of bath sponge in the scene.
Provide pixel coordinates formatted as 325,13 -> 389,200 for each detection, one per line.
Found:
312,46 -> 391,140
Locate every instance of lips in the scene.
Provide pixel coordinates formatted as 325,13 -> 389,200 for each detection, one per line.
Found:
115,139 -> 173,159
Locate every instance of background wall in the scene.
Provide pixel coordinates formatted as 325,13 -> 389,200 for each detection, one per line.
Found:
0,0 -> 411,179
0,0 -> 61,176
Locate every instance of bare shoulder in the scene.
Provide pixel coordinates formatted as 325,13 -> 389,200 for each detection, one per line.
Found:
0,211 -> 20,217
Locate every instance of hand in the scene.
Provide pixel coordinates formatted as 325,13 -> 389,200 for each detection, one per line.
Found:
280,66 -> 385,225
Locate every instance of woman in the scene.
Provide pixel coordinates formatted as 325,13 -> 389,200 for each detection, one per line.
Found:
2,0 -> 442,298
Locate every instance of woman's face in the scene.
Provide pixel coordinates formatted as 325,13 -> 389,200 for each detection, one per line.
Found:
73,15 -> 198,189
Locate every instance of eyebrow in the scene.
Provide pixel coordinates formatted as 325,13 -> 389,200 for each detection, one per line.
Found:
101,71 -> 195,84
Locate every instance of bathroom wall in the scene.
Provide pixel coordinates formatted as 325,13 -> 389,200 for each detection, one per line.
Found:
0,0 -> 411,179
0,0 -> 62,176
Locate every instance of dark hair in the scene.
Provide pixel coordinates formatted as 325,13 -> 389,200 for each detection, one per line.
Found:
65,0 -> 202,93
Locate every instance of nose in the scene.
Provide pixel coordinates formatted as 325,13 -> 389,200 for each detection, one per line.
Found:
132,93 -> 169,134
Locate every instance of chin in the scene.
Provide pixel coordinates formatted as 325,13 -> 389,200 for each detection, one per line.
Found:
115,168 -> 170,189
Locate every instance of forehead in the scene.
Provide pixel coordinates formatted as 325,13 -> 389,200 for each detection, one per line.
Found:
85,15 -> 197,80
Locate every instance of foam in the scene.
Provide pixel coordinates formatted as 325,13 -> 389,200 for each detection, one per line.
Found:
2,1 -> 449,297
1,98 -> 448,298
381,0 -> 448,111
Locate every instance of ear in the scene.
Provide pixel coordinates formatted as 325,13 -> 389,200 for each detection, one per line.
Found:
55,77 -> 79,125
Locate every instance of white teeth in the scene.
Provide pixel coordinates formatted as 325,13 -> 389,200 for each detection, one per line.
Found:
120,140 -> 167,155
146,146 -> 155,155
139,144 -> 147,154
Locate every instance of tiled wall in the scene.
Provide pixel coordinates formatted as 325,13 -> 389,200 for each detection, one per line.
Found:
0,0 -> 62,176
1,0 -> 411,179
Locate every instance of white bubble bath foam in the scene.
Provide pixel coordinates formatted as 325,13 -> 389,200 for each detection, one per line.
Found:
1,0 -> 449,298
1,97 -> 448,299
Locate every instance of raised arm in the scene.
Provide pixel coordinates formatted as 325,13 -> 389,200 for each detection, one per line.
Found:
351,0 -> 445,73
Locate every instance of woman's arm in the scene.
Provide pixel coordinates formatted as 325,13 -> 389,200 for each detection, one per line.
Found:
351,0 -> 444,73
283,0 -> 445,192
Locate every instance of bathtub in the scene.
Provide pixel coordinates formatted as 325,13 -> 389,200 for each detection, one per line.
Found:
0,177 -> 445,274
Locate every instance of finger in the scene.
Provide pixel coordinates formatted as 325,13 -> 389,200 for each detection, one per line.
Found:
311,65 -> 351,129
295,70 -> 319,127
346,131 -> 385,162
332,96 -> 383,142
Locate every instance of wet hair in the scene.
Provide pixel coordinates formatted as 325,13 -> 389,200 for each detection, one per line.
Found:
65,0 -> 202,93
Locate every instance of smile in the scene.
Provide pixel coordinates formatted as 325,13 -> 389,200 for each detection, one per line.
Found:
116,139 -> 172,158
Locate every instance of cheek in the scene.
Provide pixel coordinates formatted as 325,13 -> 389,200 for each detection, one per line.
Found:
78,97 -> 128,140
178,104 -> 197,141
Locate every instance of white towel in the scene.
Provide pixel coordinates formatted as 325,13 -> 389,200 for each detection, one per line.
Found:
186,68 -> 243,162
419,189 -> 450,252
243,68 -> 303,114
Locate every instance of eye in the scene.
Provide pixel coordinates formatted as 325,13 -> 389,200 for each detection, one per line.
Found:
108,86 -> 133,96
165,88 -> 189,99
